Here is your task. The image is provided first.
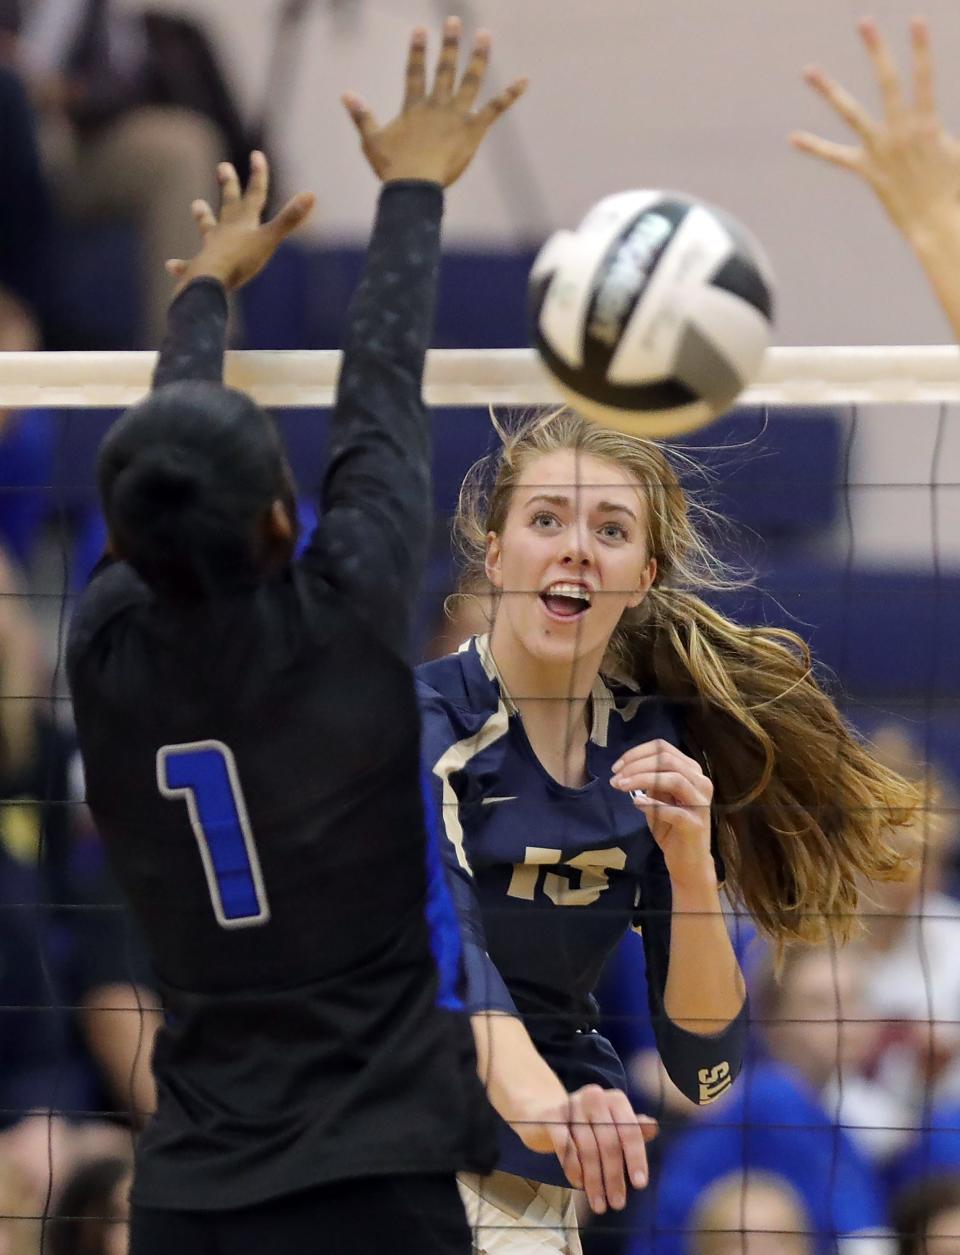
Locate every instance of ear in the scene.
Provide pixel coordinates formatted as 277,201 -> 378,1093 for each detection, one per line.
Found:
484,531 -> 503,590
626,557 -> 657,610
266,499 -> 295,543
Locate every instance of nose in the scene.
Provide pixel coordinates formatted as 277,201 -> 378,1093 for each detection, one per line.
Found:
559,521 -> 593,568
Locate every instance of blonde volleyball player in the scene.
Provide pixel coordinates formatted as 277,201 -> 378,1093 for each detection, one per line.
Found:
792,16 -> 960,344
418,284 -> 919,1252
418,412 -> 917,1251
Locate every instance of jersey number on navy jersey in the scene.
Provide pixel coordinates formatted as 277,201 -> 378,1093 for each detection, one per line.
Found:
157,740 -> 271,929
507,846 -> 627,906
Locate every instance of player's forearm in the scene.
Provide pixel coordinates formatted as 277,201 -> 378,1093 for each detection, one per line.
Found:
340,180 -> 443,376
80,984 -> 161,1126
664,872 -> 746,1034
320,182 -> 444,594
471,1011 -> 566,1151
905,207 -> 960,345
152,278 -> 229,390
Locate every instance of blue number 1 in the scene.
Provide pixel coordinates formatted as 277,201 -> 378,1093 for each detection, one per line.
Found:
157,740 -> 270,929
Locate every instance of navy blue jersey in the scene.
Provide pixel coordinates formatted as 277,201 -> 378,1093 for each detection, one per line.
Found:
417,635 -> 747,1184
66,184 -> 496,1210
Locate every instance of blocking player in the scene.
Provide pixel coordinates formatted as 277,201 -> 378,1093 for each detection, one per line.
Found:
67,21 -> 526,1255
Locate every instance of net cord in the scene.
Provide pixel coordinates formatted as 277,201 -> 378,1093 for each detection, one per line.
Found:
2,345 -> 960,407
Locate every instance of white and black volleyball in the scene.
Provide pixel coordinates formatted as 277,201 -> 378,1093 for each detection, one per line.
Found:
528,190 -> 775,438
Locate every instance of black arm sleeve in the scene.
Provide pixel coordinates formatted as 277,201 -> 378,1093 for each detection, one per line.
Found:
151,276 -> 229,389
637,847 -> 748,1107
299,180 -> 443,657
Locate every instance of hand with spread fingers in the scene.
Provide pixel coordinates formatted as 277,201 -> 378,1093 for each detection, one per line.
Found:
166,150 -> 316,294
792,17 -> 957,241
611,739 -> 715,891
792,17 -> 960,338
342,16 -> 528,188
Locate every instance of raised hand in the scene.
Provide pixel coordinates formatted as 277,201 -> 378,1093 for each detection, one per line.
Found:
611,740 -> 714,891
166,151 -> 316,293
342,17 -> 528,188
791,18 -> 960,245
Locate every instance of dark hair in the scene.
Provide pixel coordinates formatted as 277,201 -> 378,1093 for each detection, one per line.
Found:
98,381 -> 296,598
48,1155 -> 131,1255
892,1173 -> 960,1255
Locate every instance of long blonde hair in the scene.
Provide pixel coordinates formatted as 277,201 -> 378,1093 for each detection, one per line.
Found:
452,408 -> 919,948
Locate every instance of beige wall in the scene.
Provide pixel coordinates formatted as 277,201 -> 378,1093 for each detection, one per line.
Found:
142,0 -> 960,347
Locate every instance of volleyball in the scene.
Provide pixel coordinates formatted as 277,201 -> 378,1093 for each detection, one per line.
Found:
528,190 -> 776,438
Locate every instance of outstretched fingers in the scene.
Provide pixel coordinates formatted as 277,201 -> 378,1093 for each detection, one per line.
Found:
191,198 -> 217,234
245,150 -> 270,213
403,26 -> 428,109
217,161 -> 241,207
859,17 -> 905,121
267,191 -> 316,242
431,15 -> 462,103
790,129 -> 863,171
476,76 -> 529,131
803,64 -> 875,142
455,28 -> 491,110
341,91 -> 379,146
912,15 -> 937,118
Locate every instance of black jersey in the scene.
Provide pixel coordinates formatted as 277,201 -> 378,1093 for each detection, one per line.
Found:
66,182 -> 496,1211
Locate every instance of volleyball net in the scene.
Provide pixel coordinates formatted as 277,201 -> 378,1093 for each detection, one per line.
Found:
0,349 -> 957,1255
1,344 -> 960,406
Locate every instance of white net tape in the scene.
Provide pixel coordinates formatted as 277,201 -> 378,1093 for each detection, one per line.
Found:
2,345 -> 960,407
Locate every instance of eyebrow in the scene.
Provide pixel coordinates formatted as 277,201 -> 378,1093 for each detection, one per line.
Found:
524,493 -> 639,523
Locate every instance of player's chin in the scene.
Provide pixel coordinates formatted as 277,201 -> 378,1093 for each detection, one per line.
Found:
530,616 -> 610,664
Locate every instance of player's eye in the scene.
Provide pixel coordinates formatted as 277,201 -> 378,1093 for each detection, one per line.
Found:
599,522 -> 628,542
531,511 -> 560,529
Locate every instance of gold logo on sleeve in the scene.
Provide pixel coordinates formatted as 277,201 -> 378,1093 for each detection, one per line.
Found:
698,1062 -> 732,1105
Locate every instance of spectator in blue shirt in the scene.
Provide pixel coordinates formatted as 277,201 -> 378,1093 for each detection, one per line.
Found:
688,1170 -> 814,1255
645,946 -> 892,1255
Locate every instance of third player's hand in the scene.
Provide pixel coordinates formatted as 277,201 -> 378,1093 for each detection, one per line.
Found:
791,17 -> 960,247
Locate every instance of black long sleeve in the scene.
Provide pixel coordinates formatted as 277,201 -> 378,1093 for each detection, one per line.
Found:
151,276 -> 229,389
299,180 -> 444,658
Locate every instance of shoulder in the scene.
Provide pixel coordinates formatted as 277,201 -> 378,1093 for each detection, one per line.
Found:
416,649 -> 472,707
67,560 -> 150,676
416,639 -> 496,721
416,642 -> 509,764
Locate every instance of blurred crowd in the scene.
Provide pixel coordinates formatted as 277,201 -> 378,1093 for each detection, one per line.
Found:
1,4 -> 960,1255
581,723 -> 960,1255
0,1 -> 254,1248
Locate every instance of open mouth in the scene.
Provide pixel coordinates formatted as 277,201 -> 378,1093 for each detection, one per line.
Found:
539,581 -> 593,621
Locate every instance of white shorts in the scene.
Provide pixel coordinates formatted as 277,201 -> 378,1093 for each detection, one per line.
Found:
457,1171 -> 582,1254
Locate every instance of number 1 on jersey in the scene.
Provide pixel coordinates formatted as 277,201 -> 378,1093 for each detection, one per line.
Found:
157,740 -> 270,929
